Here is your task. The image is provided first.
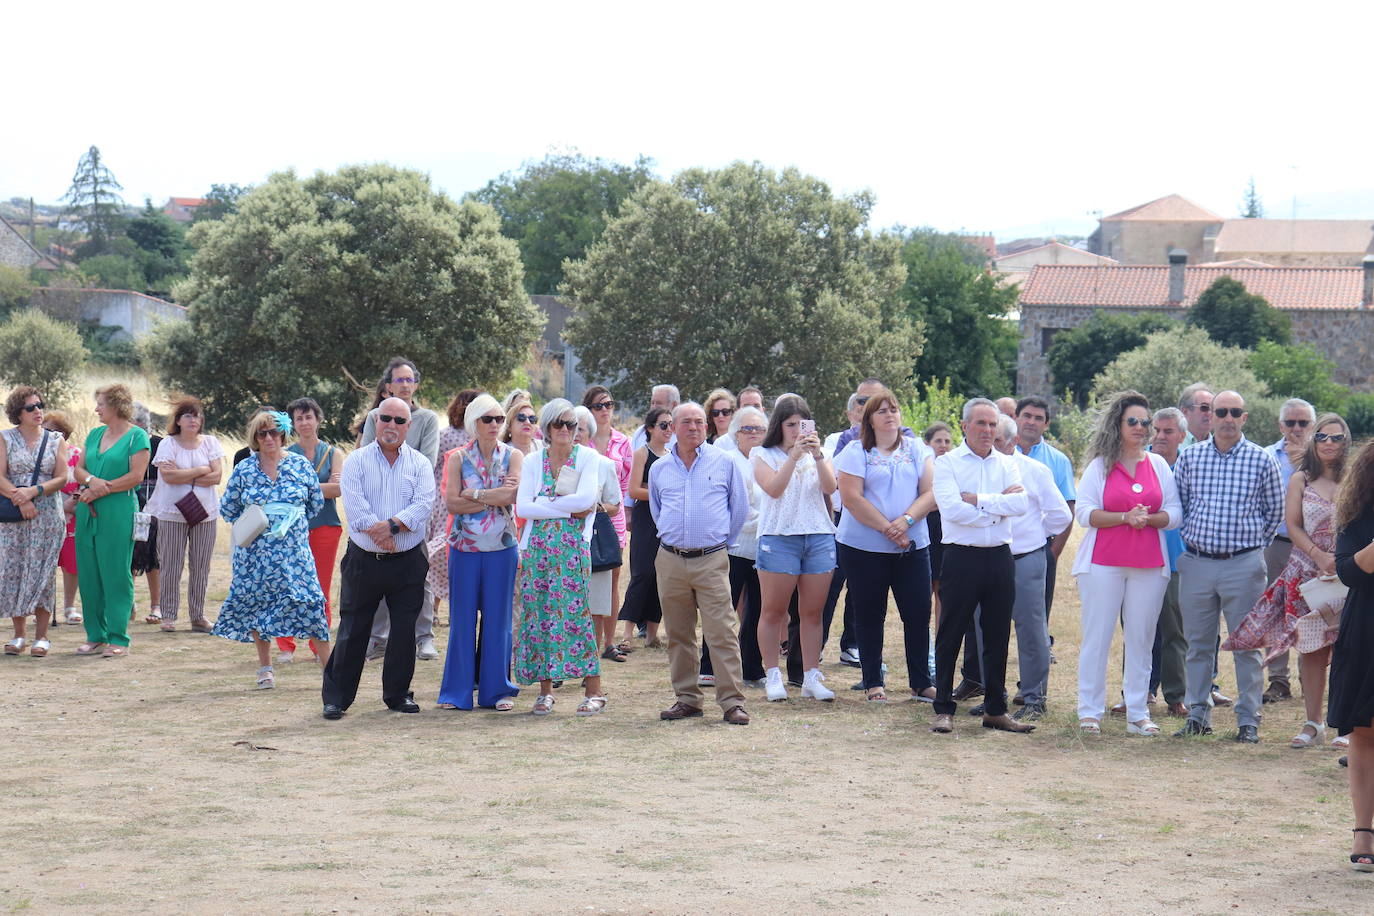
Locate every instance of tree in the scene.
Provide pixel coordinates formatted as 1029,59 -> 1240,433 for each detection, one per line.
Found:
79,254 -> 144,290
1046,310 -> 1175,406
1247,340 -> 1349,413
469,151 -> 655,294
61,145 -> 126,256
1091,326 -> 1283,445
897,229 -> 1019,396
0,265 -> 31,317
126,200 -> 188,286
145,164 -> 541,438
562,162 -> 921,429
0,309 -> 88,406
1186,275 -> 1291,349
191,183 -> 251,223
1240,177 -> 1264,218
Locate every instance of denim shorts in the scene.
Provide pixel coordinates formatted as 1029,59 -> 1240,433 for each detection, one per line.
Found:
756,533 -> 836,576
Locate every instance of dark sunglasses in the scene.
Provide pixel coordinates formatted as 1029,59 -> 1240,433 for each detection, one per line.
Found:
550,418 -> 578,430
476,415 -> 503,425
378,413 -> 409,424
1213,408 -> 1244,419
655,421 -> 673,431
1124,417 -> 1152,428
709,407 -> 734,418
739,425 -> 765,434
1314,432 -> 1347,443
22,401 -> 44,413
256,428 -> 281,439
1283,419 -> 1310,428
855,396 -> 870,406
592,401 -> 616,411
515,412 -> 537,424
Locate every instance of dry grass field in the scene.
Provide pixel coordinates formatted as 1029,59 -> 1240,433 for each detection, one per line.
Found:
2,371 -> 1368,913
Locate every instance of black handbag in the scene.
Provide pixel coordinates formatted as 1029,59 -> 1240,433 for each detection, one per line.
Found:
0,431 -> 49,523
589,510 -> 623,572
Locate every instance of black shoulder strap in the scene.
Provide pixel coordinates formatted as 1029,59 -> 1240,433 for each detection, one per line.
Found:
30,432 -> 49,487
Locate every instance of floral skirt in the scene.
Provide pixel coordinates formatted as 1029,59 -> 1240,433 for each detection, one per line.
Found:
513,519 -> 599,684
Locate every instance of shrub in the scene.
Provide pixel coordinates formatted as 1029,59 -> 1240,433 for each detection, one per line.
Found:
902,377 -> 965,444
1046,310 -> 1174,407
1247,340 -> 1349,413
0,309 -> 89,406
1346,393 -> 1374,440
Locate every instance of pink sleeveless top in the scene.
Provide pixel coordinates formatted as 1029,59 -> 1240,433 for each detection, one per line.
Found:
1092,456 -> 1164,568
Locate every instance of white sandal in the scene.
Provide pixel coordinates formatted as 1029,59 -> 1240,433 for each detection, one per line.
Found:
1127,719 -> 1161,736
30,638 -> 49,657
1333,734 -> 1350,749
576,695 -> 607,717
494,696 -> 516,712
532,693 -> 555,715
256,666 -> 275,690
1079,718 -> 1101,735
4,638 -> 25,655
63,607 -> 81,625
1291,720 -> 1325,748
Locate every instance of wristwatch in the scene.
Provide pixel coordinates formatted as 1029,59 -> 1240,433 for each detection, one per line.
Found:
903,514 -> 915,528
388,519 -> 401,537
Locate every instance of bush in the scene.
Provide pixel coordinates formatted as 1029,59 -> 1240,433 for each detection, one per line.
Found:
0,265 -> 31,316
1247,340 -> 1349,413
902,377 -> 965,445
79,253 -> 144,290
78,323 -> 142,368
1046,311 -> 1174,407
1346,393 -> 1374,440
0,309 -> 89,406
1048,403 -> 1096,471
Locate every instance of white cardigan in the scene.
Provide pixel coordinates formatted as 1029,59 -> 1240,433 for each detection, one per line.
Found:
1071,452 -> 1182,580
516,444 -> 600,550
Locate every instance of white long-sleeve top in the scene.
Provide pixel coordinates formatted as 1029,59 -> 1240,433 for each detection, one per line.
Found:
932,443 -> 1028,547
1071,451 -> 1182,581
1009,451 -> 1072,555
516,443 -> 600,551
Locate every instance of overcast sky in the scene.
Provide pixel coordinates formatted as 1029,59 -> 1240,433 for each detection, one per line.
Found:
8,2 -> 1372,240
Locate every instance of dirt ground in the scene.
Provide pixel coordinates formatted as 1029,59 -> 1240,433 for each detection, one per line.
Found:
3,518 -> 1368,916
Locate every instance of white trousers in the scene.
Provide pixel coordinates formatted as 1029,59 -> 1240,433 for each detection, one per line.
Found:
1077,564 -> 1168,722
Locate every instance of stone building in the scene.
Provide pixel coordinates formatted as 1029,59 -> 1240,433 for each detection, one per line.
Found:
1206,219 -> 1374,266
0,214 -> 60,271
993,241 -> 1117,288
1087,195 -> 1222,264
1016,252 -> 1374,396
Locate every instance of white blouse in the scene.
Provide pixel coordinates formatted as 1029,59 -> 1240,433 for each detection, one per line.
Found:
146,435 -> 225,522
753,446 -> 835,537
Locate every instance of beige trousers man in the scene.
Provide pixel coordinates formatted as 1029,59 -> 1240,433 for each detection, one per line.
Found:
655,548 -> 745,713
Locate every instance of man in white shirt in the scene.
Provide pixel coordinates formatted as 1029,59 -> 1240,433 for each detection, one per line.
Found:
321,397 -> 436,719
929,398 -> 1033,734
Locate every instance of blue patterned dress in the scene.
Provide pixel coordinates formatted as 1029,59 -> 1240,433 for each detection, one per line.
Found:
213,451 -> 328,642
513,446 -> 599,683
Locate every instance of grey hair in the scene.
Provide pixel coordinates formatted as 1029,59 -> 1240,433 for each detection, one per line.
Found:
846,392 -> 861,411
463,393 -> 503,438
961,397 -> 998,421
1153,406 -> 1188,434
995,414 -> 1017,441
572,404 -> 597,439
501,388 -> 532,412
653,384 -> 681,406
729,405 -> 767,434
131,401 -> 152,432
1280,397 -> 1316,421
1178,382 -> 1212,411
538,398 -> 575,438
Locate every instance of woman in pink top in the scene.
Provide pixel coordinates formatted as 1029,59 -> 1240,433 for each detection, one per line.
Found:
1072,391 -> 1181,737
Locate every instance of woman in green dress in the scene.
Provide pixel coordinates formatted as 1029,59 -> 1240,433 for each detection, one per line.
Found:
71,384 -> 150,657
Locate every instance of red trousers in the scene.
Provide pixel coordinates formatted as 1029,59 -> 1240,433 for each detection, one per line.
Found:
276,524 -> 342,654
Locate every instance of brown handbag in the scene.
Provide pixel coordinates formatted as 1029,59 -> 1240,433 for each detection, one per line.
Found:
175,491 -> 209,526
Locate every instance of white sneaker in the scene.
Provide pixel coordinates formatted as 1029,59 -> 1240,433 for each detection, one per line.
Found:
802,668 -> 836,701
276,651 -> 296,665
765,667 -> 788,702
365,638 -> 387,661
416,637 -> 439,660
839,647 -> 861,667
697,673 -> 715,686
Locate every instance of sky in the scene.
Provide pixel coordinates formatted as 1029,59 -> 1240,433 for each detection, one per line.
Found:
8,1 -> 1374,240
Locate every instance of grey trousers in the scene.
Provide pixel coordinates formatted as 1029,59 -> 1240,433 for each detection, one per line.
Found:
1179,550 -> 1267,728
371,541 -> 436,643
1263,537 -> 1294,686
1156,572 -> 1187,705
1011,547 -> 1051,705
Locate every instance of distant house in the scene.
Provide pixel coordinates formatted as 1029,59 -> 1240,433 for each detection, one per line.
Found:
162,197 -> 207,223
959,235 -> 997,261
993,241 -> 1117,287
1017,252 -> 1374,396
0,214 -> 61,271
1087,194 -> 1223,264
1206,219 -> 1374,267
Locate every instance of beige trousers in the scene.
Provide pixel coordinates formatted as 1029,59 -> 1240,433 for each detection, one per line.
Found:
655,547 -> 745,712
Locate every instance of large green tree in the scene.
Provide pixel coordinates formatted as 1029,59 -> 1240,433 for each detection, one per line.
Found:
562,162 -> 921,429
1248,340 -> 1349,412
126,201 -> 188,286
898,229 -> 1019,396
145,164 -> 541,437
469,151 -> 655,294
1186,275 -> 1290,349
1046,310 -> 1175,405
61,145 -> 126,256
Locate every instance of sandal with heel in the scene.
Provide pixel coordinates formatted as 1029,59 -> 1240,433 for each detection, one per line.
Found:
1291,720 -> 1325,749
1352,828 -> 1374,872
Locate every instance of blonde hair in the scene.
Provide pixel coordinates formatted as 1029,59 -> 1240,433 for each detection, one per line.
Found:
1300,412 -> 1350,482
245,411 -> 285,452
500,399 -> 534,444
94,383 -> 134,421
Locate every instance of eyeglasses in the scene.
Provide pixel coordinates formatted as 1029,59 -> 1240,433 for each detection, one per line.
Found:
655,421 -> 673,430
1213,407 -> 1244,419
709,407 -> 734,418
739,425 -> 765,434
1314,432 -> 1348,443
515,413 -> 537,424
22,401 -> 44,413
1283,419 -> 1311,428
476,415 -> 503,425
1124,417 -> 1152,428
1191,403 -> 1211,413
855,396 -> 870,406
550,419 -> 578,430
378,414 -> 409,424
592,401 -> 616,411
256,429 -> 281,439
389,376 -> 417,385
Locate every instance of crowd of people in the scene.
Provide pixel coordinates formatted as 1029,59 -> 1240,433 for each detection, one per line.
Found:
3,364 -> 1373,870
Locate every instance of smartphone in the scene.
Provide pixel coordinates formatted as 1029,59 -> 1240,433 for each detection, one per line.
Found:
799,419 -> 816,437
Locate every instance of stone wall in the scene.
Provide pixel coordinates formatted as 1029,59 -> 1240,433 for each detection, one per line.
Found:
30,288 -> 186,341
1017,304 -> 1374,397
0,219 -> 39,269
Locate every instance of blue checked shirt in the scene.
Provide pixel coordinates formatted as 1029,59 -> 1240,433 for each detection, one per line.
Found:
1174,435 -> 1283,555
648,442 -> 750,550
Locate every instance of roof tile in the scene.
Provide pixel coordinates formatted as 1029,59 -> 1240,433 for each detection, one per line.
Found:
1019,264 -> 1364,310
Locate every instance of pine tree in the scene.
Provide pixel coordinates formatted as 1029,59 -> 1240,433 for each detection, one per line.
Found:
61,145 -> 125,255
1240,177 -> 1264,218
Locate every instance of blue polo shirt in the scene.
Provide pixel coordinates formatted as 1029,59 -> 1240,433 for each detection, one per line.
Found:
1018,439 -> 1076,503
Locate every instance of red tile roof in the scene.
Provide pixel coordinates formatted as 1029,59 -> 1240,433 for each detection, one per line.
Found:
167,197 -> 207,208
1019,264 -> 1365,310
1101,194 -> 1221,223
959,235 -> 997,260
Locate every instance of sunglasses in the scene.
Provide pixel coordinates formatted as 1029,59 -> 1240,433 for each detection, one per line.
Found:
256,429 -> 281,439
1283,419 -> 1310,428
592,401 -> 615,411
855,396 -> 870,406
550,418 -> 578,430
655,421 -> 673,431
1213,408 -> 1244,419
1124,417 -> 1152,428
378,414 -> 409,424
1314,432 -> 1347,443
515,413 -> 537,424
476,415 -> 503,425
739,425 -> 765,434
389,376 -> 417,385
709,407 -> 734,418
22,401 -> 44,413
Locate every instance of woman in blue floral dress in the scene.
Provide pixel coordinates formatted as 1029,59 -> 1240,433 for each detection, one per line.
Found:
215,411 -> 329,689
514,399 -> 606,716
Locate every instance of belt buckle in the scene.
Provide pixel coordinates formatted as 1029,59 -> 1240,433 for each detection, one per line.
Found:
374,551 -> 386,561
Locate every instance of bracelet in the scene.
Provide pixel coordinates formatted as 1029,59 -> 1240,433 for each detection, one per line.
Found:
475,488 -> 483,502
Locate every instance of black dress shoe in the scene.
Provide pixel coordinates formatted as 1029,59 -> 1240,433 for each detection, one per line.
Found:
322,704 -> 344,720
951,679 -> 984,701
386,693 -> 421,713
1235,724 -> 1260,744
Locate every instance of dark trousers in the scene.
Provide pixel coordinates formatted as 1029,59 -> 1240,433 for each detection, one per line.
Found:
322,543 -> 427,709
701,554 -> 765,681
820,564 -> 856,653
934,544 -> 1015,716
839,543 -> 932,692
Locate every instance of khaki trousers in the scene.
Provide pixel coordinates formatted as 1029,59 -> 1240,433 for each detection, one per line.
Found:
655,547 -> 745,712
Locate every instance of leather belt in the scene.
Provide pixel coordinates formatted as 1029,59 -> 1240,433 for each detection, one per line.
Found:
1274,535 -> 1292,543
1185,545 -> 1259,561
661,543 -> 727,559
349,541 -> 421,561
